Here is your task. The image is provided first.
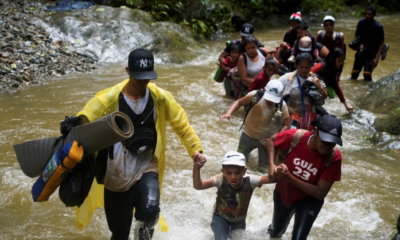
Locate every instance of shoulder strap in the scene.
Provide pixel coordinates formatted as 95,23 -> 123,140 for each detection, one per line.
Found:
259,49 -> 267,58
275,129 -> 307,165
242,53 -> 247,66
274,98 -> 284,112
239,89 -> 264,130
335,32 -> 340,46
317,31 -> 324,42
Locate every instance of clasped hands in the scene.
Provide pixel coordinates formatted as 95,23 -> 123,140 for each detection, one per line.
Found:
273,163 -> 290,181
192,151 -> 207,169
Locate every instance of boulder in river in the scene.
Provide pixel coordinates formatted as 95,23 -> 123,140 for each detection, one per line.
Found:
359,69 -> 400,136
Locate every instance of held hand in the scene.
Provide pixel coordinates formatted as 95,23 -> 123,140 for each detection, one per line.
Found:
219,113 -> 233,123
371,58 -> 379,69
360,44 -> 364,51
274,164 -> 291,181
312,77 -> 323,89
192,152 -> 207,169
279,42 -> 288,50
344,102 -> 355,113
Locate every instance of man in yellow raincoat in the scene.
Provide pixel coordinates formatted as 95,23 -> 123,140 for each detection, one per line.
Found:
75,48 -> 205,240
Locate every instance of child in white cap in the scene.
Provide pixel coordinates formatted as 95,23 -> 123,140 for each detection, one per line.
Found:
193,151 -> 277,240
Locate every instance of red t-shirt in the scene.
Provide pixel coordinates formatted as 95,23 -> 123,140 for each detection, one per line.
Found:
222,57 -> 237,70
274,129 -> 342,206
249,70 -> 270,91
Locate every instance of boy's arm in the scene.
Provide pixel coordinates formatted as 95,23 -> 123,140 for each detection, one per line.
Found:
193,164 -> 214,190
260,175 -> 276,184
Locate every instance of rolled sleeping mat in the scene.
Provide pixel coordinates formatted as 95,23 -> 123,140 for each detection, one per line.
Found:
14,111 -> 134,178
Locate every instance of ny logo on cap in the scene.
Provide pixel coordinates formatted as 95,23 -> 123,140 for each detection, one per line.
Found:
269,88 -> 278,94
245,27 -> 250,33
330,128 -> 338,135
140,58 -> 148,68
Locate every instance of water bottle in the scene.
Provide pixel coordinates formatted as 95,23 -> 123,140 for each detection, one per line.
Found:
260,109 -> 283,142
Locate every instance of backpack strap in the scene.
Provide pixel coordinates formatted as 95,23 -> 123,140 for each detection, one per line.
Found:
274,98 -> 284,112
275,129 -> 307,165
335,32 -> 340,46
317,31 -> 324,43
240,89 -> 264,130
242,52 -> 247,66
259,49 -> 267,58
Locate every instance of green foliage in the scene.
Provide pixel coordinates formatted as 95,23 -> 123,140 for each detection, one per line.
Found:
301,0 -> 345,12
110,0 -> 279,38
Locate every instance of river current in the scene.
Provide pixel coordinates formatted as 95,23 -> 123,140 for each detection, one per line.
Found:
0,14 -> 400,239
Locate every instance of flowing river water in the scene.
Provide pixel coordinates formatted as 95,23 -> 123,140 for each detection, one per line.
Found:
1,14 -> 400,240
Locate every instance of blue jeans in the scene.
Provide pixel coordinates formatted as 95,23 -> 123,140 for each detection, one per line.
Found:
210,214 -> 246,240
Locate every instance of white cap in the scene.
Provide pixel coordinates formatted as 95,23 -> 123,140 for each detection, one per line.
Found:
323,15 -> 335,23
264,80 -> 283,103
222,151 -> 246,167
298,36 -> 312,51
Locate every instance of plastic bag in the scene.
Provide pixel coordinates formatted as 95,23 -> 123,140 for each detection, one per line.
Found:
301,81 -> 325,106
59,153 -> 96,207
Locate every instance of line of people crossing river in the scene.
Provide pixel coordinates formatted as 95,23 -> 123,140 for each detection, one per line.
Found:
67,5 -> 389,240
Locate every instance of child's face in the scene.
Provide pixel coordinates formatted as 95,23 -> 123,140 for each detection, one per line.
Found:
264,64 -> 275,77
221,165 -> 247,188
335,56 -> 345,69
290,21 -> 299,30
297,29 -> 308,38
230,50 -> 240,62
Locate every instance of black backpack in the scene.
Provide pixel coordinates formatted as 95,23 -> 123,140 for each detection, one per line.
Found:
57,116 -> 96,207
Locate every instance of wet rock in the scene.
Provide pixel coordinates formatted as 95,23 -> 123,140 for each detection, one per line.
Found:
359,69 -> 400,135
12,82 -> 20,88
23,74 -> 31,82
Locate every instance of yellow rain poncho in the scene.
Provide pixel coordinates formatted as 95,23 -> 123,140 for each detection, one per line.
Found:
75,79 -> 203,232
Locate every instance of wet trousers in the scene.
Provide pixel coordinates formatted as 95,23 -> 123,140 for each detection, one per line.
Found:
268,189 -> 324,240
210,213 -> 246,240
351,51 -> 376,81
104,172 -> 160,240
237,132 -> 269,167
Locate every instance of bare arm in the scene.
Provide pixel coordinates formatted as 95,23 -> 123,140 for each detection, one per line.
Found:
237,55 -> 254,87
192,165 -> 213,190
280,117 -> 290,132
312,77 -> 328,99
260,175 -> 276,185
219,50 -> 229,65
220,95 -> 252,122
371,41 -> 385,69
265,134 -> 279,178
275,42 -> 288,64
274,170 -> 335,200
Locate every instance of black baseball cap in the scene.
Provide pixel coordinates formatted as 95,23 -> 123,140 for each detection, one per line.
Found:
311,114 -> 343,146
240,23 -> 254,37
128,48 -> 158,80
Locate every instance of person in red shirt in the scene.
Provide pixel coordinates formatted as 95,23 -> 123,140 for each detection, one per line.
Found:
249,58 -> 276,91
217,44 -> 240,97
312,47 -> 355,113
264,114 -> 343,240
